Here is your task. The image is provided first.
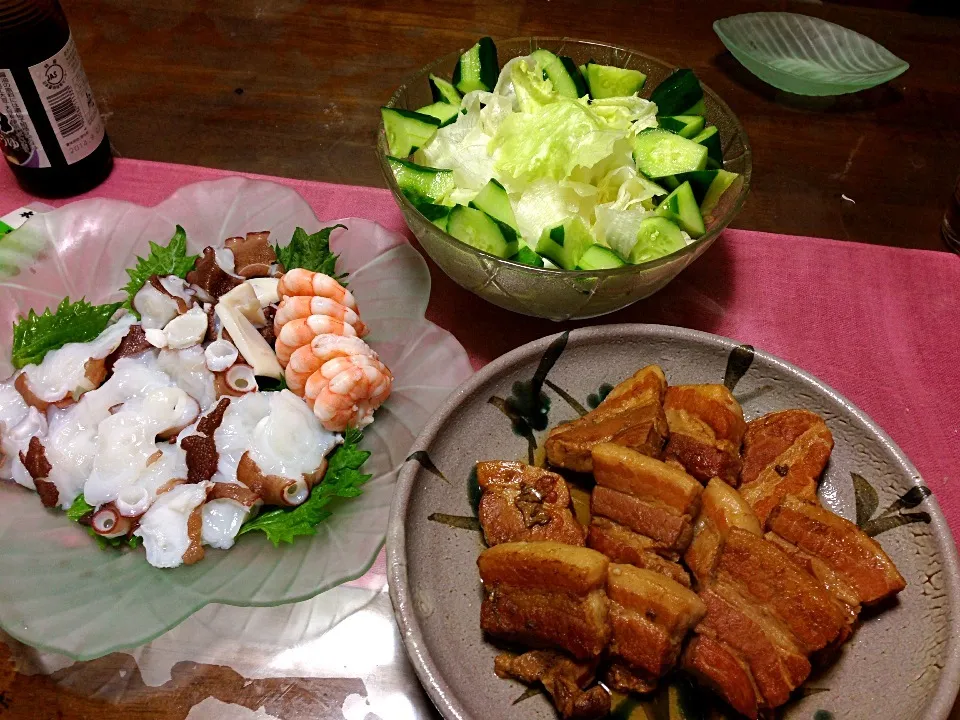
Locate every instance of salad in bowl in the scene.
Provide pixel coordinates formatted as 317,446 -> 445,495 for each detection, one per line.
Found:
1,223 -> 391,569
383,36 -> 742,271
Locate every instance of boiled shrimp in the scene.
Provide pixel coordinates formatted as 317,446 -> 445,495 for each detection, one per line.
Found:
303,354 -> 393,432
274,296 -> 367,338
284,335 -> 375,395
274,316 -> 357,365
277,269 -> 356,310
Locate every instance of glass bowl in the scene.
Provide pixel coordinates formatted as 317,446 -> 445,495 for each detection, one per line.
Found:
377,38 -> 752,321
0,177 -> 473,660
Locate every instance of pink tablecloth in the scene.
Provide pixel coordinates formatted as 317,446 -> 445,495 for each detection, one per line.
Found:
2,159 -> 959,544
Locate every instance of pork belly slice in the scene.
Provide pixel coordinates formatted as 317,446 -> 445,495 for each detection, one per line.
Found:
767,495 -> 906,605
765,532 -> 859,646
604,564 -> 705,693
685,478 -> 762,585
478,542 -> 610,659
738,409 -> 834,525
696,588 -> 812,710
662,384 -> 746,486
682,635 -> 761,720
545,366 -> 668,473
477,461 -> 586,547
592,443 -> 702,515
714,528 -> 848,654
494,651 -> 610,720
587,517 -> 691,587
591,486 -> 693,552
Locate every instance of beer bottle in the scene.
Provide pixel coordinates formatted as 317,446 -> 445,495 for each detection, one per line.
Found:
0,0 -> 112,197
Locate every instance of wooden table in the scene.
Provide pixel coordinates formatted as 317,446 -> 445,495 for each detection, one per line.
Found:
61,0 -> 960,252
2,1 -> 960,719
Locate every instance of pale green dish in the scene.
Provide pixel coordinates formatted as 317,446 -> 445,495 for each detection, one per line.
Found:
0,178 -> 473,660
714,12 -> 909,96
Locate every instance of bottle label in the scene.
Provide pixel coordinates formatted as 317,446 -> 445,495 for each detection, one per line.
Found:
28,34 -> 105,166
0,71 -> 50,168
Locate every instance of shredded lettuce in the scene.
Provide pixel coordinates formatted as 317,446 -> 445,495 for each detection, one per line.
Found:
412,52 -> 688,258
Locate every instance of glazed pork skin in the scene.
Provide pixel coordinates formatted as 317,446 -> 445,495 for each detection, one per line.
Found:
545,365 -> 668,473
477,461 -> 586,547
604,564 -> 705,693
494,650 -> 610,720
478,541 -> 610,660
662,384 -> 746,486
738,409 -> 834,525
767,495 -> 906,605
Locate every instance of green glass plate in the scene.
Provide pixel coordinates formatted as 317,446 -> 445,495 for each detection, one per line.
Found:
0,178 -> 473,660
714,12 -> 909,96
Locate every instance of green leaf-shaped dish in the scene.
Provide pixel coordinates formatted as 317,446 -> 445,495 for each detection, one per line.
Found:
714,12 -> 909,96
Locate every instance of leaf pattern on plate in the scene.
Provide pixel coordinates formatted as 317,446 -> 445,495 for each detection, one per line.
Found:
851,471 -> 933,537
714,12 -> 909,96
0,178 -> 473,661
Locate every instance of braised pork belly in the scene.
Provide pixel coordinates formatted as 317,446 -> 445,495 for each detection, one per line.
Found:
474,365 -> 907,720
478,541 -> 610,660
767,495 -> 906,605
477,461 -> 586,546
494,651 -> 610,720
662,384 -> 746,486
738,409 -> 834,525
605,564 -> 705,693
545,365 -> 668,473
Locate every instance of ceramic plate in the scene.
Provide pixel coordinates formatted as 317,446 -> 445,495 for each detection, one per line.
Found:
387,324 -> 960,720
0,177 -> 473,660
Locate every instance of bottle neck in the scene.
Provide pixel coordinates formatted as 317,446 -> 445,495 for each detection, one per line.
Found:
0,0 -> 69,66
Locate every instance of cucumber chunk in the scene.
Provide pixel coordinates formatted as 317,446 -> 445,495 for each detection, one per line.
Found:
658,114 -> 706,139
387,156 -> 455,205
692,125 -> 723,167
446,205 -> 518,258
469,178 -> 518,231
584,62 -> 646,99
453,36 -> 499,93
429,73 -> 463,105
577,244 -> 626,270
630,217 -> 686,264
535,216 -> 593,270
655,181 -> 705,237
679,97 -> 707,116
633,128 -> 708,178
699,169 -> 739,215
381,107 -> 440,157
529,49 -> 588,99
650,68 -> 703,116
663,170 -> 739,211
415,101 -> 460,128
509,246 -> 545,268
415,202 -> 452,231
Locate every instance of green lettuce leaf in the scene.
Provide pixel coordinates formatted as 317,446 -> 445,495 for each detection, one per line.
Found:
274,225 -> 346,279
11,297 -> 123,369
508,57 -> 559,113
491,98 -> 623,190
122,225 -> 198,310
66,493 -> 94,522
237,427 -> 372,546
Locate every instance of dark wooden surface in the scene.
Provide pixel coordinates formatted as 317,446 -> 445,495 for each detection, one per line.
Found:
59,0 -> 960,251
